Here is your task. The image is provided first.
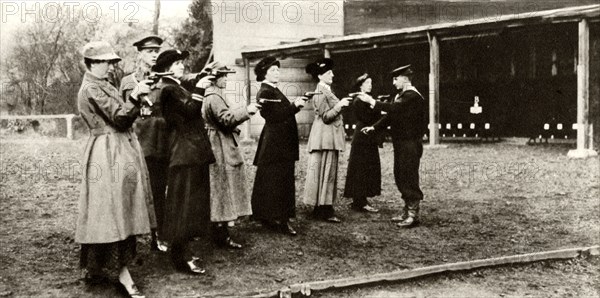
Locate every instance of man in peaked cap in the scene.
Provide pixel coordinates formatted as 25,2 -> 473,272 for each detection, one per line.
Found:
359,64 -> 427,228
119,35 -> 166,252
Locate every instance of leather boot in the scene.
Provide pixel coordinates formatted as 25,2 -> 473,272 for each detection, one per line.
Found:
397,200 -> 420,228
213,225 -> 242,249
391,205 -> 409,222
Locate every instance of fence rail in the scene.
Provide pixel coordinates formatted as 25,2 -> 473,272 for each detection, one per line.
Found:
0,114 -> 77,139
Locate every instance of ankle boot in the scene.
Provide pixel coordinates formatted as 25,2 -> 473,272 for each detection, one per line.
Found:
213,225 -> 242,249
391,205 -> 409,222
397,200 -> 420,228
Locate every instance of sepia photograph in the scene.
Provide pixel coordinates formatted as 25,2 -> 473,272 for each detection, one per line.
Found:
0,0 -> 599,297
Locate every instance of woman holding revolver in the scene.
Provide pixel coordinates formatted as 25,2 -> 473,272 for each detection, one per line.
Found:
154,49 -> 215,274
343,73 -> 382,213
76,41 -> 153,297
202,62 -> 262,248
251,56 -> 307,236
303,58 -> 351,223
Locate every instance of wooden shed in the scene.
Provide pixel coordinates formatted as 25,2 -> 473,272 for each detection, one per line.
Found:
241,4 -> 599,157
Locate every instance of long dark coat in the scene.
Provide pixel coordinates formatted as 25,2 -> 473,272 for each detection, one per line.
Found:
251,83 -> 302,221
159,77 -> 215,243
343,94 -> 383,198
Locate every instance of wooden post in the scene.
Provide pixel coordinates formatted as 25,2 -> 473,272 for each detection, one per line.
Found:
242,57 -> 253,143
429,34 -> 440,145
568,19 -> 597,158
66,115 -> 74,140
577,19 -> 589,150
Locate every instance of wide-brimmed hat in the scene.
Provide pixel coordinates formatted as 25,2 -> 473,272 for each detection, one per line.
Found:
390,64 -> 414,77
305,58 -> 333,79
82,41 -> 121,62
132,35 -> 163,51
152,49 -> 189,72
254,56 -> 280,81
205,61 -> 235,76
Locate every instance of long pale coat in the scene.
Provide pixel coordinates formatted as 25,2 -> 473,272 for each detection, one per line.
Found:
202,85 -> 252,222
303,82 -> 346,206
306,83 -> 346,152
75,72 -> 154,244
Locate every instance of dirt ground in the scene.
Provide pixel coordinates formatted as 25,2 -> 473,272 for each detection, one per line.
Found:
0,138 -> 598,297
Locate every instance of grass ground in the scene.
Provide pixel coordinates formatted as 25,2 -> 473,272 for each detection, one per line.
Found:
0,138 -> 598,297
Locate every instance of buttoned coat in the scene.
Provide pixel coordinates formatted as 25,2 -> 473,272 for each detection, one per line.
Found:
253,83 -> 301,166
75,72 -> 154,244
306,83 -> 346,152
120,72 -> 169,159
159,77 -> 216,168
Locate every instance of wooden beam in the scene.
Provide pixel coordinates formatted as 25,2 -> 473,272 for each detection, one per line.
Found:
429,33 -> 440,145
242,57 -> 253,143
241,246 -> 599,298
577,18 -> 590,151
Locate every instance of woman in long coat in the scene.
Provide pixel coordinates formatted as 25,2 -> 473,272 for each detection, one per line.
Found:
251,56 -> 306,236
303,58 -> 351,223
76,41 -> 152,297
153,49 -> 215,274
343,74 -> 382,213
202,62 -> 261,248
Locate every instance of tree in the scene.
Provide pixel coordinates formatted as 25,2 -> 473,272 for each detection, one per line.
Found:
1,4 -> 154,115
2,11 -> 93,115
172,0 -> 213,72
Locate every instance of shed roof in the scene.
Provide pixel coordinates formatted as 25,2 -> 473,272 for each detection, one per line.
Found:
241,4 -> 600,60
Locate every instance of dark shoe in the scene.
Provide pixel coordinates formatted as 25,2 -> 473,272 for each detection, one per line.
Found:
84,272 -> 110,285
185,259 -> 206,275
218,237 -> 243,249
280,222 -> 297,236
361,205 -> 379,213
391,206 -> 409,222
397,203 -> 420,228
156,240 -> 168,252
396,216 -> 419,228
116,282 -> 145,298
325,216 -> 342,223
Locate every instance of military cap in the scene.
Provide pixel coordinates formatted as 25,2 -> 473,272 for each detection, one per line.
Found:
82,41 -> 121,62
152,49 -> 189,72
353,73 -> 370,91
132,35 -> 163,50
390,64 -> 414,77
254,56 -> 280,81
305,58 -> 334,79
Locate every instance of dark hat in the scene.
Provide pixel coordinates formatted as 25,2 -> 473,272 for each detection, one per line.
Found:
353,73 -> 370,91
254,56 -> 280,81
305,58 -> 334,79
152,49 -> 189,72
82,41 -> 121,62
132,35 -> 163,50
390,64 -> 414,77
